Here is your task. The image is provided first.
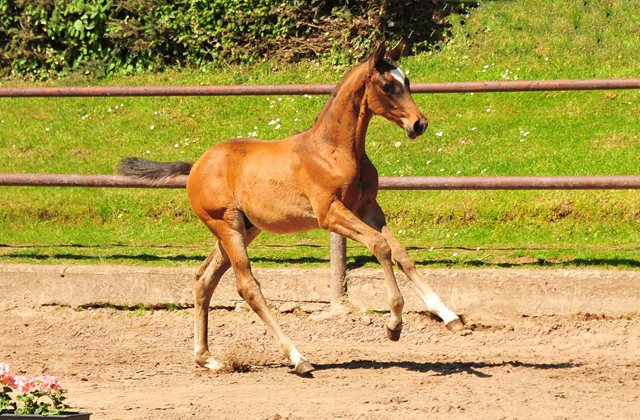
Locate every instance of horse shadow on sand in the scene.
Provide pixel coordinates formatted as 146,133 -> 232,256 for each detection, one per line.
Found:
300,360 -> 577,378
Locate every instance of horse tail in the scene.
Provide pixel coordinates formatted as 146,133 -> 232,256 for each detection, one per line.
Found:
117,157 -> 193,180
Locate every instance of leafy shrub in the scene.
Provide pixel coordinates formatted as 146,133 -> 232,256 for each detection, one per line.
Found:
0,0 -> 475,79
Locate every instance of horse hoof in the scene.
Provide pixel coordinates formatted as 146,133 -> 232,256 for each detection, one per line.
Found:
196,352 -> 224,371
446,318 -> 466,332
200,358 -> 224,371
295,359 -> 315,375
385,324 -> 402,341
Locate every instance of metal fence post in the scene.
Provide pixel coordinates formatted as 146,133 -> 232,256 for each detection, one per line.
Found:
330,232 -> 347,308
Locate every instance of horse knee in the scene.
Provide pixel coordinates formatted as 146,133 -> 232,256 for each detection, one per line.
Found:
392,248 -> 415,271
370,235 -> 392,261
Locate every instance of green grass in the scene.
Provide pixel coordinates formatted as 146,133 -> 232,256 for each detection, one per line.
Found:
2,0 -> 640,269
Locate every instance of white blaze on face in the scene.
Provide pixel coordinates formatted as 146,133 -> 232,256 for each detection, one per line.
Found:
390,66 -> 406,84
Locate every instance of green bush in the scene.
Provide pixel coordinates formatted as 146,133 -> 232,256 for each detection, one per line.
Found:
0,0 -> 474,79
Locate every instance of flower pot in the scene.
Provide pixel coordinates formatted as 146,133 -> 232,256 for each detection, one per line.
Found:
0,412 -> 90,419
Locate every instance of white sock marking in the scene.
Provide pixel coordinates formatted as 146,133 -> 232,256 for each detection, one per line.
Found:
204,360 -> 224,371
390,67 -> 406,84
419,290 -> 459,324
290,349 -> 303,366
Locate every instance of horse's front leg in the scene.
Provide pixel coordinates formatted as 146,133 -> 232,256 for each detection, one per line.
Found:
361,201 -> 465,331
318,200 -> 405,341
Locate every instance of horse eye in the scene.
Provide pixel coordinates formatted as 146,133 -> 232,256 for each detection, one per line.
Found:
381,83 -> 392,94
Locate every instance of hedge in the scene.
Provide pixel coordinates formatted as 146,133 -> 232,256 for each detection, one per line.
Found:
0,0 -> 474,79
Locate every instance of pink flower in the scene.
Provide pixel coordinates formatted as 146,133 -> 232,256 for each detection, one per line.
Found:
0,363 -> 11,379
36,375 -> 61,393
15,375 -> 36,393
1,374 -> 15,388
0,363 -> 10,375
0,362 -> 15,388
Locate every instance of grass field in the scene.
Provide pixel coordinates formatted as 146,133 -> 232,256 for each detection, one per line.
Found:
1,0 -> 640,269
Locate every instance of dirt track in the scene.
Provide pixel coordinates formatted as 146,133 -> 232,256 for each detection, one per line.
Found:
2,290 -> 640,420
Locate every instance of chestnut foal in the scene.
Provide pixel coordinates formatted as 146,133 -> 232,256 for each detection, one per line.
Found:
119,41 -> 464,375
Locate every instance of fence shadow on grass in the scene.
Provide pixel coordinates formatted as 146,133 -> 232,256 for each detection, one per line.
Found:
0,249 -> 206,264
0,246 -> 332,266
346,254 -> 640,270
412,257 -> 640,269
3,244 -> 640,269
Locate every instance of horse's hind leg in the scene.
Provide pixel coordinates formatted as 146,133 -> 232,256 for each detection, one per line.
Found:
194,242 -> 231,370
194,227 -> 261,370
213,220 -> 314,374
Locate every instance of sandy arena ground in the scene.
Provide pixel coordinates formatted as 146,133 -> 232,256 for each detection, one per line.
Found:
2,286 -> 640,419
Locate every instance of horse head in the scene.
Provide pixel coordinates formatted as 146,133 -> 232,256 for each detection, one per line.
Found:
365,40 -> 428,139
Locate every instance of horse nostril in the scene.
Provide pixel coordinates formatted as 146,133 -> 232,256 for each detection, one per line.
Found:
413,120 -> 427,136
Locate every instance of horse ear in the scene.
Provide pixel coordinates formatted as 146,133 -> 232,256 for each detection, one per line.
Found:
370,42 -> 387,69
386,39 -> 405,62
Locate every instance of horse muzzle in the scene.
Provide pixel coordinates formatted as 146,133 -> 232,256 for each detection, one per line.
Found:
403,118 -> 428,139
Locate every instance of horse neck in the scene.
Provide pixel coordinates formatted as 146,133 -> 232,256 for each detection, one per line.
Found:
311,64 -> 372,160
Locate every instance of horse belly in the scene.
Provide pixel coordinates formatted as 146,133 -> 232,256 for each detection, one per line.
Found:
251,214 -> 319,234
242,191 -> 319,235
